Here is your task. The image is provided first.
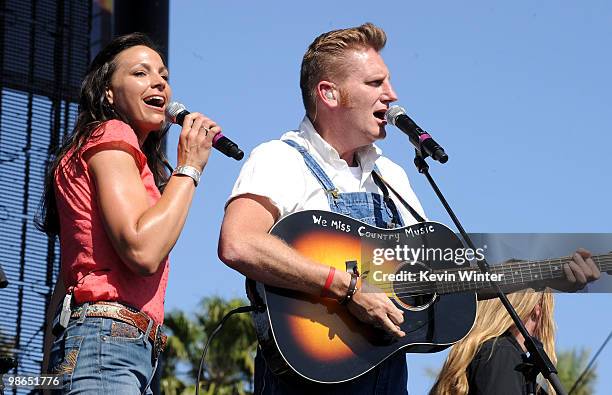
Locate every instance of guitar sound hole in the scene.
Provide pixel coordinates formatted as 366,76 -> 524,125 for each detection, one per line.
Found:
392,262 -> 437,312
397,293 -> 436,311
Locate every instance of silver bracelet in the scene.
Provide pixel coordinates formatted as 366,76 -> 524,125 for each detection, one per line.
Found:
172,165 -> 201,186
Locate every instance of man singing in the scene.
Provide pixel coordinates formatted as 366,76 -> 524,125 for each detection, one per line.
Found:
218,23 -> 599,394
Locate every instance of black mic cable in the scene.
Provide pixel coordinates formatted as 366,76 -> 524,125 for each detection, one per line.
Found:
568,329 -> 611,395
195,305 -> 260,395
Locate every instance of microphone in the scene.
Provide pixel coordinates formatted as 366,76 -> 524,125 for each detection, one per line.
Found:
385,106 -> 448,163
166,102 -> 244,160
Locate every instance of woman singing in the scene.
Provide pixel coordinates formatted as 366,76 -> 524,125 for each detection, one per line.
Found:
38,32 -> 220,393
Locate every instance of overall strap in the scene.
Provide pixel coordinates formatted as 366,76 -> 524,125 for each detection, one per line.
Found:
371,169 -> 426,223
282,139 -> 340,199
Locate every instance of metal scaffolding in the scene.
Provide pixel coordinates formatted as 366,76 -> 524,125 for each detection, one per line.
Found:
0,0 -> 93,388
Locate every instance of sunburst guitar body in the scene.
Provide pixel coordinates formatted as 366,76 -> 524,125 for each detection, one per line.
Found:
248,210 -> 476,384
247,210 -> 611,383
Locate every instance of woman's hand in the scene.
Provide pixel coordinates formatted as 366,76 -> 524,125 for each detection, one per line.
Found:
176,112 -> 222,172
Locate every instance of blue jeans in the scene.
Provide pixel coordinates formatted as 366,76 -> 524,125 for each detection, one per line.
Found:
254,350 -> 408,395
49,313 -> 157,394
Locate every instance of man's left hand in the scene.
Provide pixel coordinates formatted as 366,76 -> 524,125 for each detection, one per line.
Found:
551,248 -> 601,292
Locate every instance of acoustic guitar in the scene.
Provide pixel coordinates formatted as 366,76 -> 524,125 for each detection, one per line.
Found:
247,210 -> 611,384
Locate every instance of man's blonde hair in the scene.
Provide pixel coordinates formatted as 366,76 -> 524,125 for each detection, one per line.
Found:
300,23 -> 387,117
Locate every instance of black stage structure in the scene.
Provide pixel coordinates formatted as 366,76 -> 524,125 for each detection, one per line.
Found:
0,0 -> 167,393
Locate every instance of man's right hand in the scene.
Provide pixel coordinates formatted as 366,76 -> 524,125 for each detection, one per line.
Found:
347,280 -> 406,338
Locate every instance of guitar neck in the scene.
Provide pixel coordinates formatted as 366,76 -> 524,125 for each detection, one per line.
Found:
434,253 -> 612,294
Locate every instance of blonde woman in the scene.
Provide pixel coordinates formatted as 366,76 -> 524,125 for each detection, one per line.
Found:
430,290 -> 556,395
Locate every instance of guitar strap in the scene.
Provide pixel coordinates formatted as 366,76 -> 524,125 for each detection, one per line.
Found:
371,170 -> 426,223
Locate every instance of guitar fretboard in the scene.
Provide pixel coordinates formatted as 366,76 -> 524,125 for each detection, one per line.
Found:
433,253 -> 612,294
384,253 -> 611,296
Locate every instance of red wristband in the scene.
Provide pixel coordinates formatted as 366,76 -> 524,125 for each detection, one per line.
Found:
321,267 -> 336,297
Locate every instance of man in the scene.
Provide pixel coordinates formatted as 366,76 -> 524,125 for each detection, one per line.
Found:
218,23 -> 599,394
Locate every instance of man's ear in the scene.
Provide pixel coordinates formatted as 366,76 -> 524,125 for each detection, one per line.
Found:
317,81 -> 337,106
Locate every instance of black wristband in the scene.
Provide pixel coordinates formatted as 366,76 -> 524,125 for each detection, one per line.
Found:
340,273 -> 358,305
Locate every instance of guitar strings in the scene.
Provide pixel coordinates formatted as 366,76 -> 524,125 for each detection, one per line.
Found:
355,255 -> 612,296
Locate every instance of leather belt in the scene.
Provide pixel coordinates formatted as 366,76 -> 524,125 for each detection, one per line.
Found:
71,301 -> 167,357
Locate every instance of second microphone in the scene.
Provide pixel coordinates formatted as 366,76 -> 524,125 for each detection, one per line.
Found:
166,102 -> 244,161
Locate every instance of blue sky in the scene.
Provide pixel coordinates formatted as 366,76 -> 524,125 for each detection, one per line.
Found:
164,1 -> 611,393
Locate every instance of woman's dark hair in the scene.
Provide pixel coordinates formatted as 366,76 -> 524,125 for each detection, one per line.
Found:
36,32 -> 171,236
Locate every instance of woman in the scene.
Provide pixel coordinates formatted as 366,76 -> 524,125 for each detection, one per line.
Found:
37,32 -> 219,393
430,290 -> 556,395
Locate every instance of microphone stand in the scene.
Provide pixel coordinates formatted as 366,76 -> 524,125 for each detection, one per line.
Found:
412,148 -> 566,395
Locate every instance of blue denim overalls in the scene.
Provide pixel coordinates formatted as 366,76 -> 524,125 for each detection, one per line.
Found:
254,139 -> 410,395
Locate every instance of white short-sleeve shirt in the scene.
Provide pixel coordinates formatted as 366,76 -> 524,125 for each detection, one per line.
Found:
228,117 -> 427,226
